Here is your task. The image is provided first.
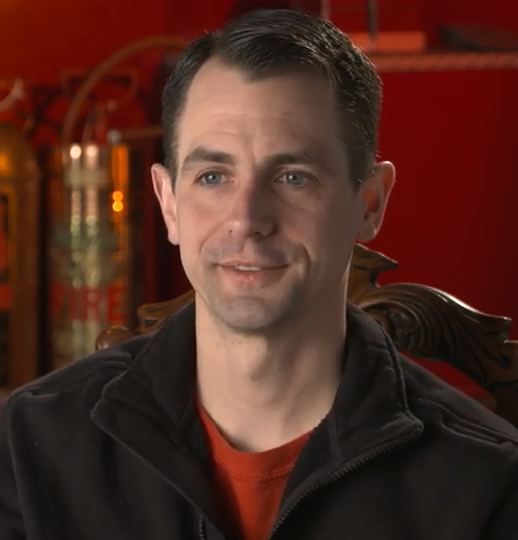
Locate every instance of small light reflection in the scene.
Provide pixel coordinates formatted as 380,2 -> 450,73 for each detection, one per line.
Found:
69,145 -> 81,159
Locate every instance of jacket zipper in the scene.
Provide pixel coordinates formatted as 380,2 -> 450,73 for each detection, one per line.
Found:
198,515 -> 206,540
198,429 -> 422,539
266,428 -> 422,540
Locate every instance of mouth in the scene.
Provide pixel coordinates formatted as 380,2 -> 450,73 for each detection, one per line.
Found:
230,265 -> 276,271
217,263 -> 288,284
220,263 -> 286,271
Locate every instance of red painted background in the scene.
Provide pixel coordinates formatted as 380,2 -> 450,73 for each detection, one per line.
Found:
3,0 -> 518,81
1,0 -> 518,396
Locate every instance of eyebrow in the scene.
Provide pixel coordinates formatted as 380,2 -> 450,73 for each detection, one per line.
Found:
180,145 -> 328,175
181,146 -> 235,174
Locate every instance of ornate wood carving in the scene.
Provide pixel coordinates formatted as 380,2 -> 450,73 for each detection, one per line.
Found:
348,245 -> 518,425
95,244 -> 518,427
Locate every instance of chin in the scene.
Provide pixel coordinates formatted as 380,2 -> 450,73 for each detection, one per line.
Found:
209,297 -> 295,333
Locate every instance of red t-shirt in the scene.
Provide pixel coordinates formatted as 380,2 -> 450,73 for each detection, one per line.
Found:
197,402 -> 310,540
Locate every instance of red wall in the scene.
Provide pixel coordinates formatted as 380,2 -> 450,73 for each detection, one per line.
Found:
1,0 -> 518,397
0,0 -> 167,85
3,0 -> 517,84
5,0 -> 517,81
424,0 -> 518,38
372,66 -> 518,396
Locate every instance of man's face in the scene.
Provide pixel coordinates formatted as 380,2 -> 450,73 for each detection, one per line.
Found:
152,60 -> 393,332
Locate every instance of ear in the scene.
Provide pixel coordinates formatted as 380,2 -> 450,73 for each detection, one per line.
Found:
151,163 -> 179,245
356,161 -> 396,243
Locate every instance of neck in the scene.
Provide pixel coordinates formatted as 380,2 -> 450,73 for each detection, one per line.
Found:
196,298 -> 347,452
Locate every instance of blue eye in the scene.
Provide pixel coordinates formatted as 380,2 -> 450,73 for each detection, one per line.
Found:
198,172 -> 223,185
279,172 -> 308,187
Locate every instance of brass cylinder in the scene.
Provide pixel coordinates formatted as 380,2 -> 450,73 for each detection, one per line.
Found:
48,143 -> 134,369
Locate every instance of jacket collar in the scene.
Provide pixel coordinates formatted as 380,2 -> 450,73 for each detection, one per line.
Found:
330,304 -> 422,455
91,301 -> 423,522
93,300 -> 422,456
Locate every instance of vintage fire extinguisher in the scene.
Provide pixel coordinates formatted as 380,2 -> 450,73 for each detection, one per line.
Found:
47,130 -> 138,370
0,79 -> 41,390
47,35 -> 185,370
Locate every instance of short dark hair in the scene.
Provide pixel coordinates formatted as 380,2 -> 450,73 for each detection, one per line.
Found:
162,9 -> 382,187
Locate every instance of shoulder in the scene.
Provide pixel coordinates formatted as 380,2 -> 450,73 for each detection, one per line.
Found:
400,354 -> 518,449
2,332 -> 154,422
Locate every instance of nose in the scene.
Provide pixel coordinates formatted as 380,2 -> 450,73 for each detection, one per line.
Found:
224,181 -> 277,239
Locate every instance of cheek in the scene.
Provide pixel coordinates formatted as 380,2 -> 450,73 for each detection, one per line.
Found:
175,212 -> 200,280
305,203 -> 358,260
176,200 -> 218,251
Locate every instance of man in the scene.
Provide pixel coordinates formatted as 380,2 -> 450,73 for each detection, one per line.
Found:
1,9 -> 518,540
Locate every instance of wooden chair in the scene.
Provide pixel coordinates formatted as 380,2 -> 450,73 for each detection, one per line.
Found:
96,244 -> 518,428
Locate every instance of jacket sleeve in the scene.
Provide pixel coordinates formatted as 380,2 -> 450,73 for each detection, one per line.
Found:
484,462 -> 518,539
0,396 -> 25,539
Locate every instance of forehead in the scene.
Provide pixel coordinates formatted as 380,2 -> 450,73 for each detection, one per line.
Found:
175,60 -> 344,163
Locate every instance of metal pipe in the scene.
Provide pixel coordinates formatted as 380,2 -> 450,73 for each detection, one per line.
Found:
107,125 -> 163,143
61,35 -> 187,143
367,0 -> 378,52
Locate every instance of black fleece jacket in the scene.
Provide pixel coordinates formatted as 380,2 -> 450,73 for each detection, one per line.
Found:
1,303 -> 518,539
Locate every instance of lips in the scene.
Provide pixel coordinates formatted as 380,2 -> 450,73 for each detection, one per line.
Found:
220,263 -> 286,271
232,265 -> 265,271
217,263 -> 288,285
